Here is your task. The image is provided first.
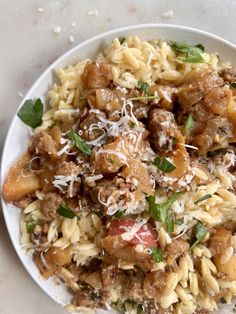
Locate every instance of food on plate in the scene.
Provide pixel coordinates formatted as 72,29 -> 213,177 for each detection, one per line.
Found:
3,36 -> 236,313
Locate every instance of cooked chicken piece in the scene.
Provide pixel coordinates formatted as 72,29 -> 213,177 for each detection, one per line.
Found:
81,61 -> 112,89
204,86 -> 232,116
219,66 -> 236,84
95,88 -> 122,113
209,228 -> 232,256
33,247 -> 71,279
177,69 -> 223,112
192,117 -> 233,155
80,112 -> 104,142
36,132 -> 59,158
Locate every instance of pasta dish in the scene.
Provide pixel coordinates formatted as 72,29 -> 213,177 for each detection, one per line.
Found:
3,36 -> 236,314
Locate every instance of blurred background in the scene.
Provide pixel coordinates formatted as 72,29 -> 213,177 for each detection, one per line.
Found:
0,1 -> 235,313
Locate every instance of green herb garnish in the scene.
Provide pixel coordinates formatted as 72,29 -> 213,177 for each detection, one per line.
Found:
169,41 -> 205,63
107,157 -> 116,164
185,113 -> 195,131
175,218 -> 184,226
136,304 -> 143,314
26,219 -> 39,233
190,221 -> 207,249
220,298 -> 227,304
138,81 -> 150,96
114,210 -> 123,218
17,98 -> 43,128
153,156 -> 176,173
230,82 -> 236,88
57,203 -> 79,219
148,192 -> 181,234
194,194 -> 212,204
129,95 -> 159,101
119,37 -> 126,45
151,247 -> 164,263
207,147 -> 229,157
68,128 -> 92,156
129,121 -> 136,129
94,210 -> 104,218
166,208 -> 174,233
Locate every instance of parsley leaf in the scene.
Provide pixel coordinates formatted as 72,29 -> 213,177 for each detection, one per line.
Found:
57,203 -> 79,219
136,304 -> 143,314
190,221 -> 207,249
148,192 -> 181,233
129,121 -> 136,129
185,113 -> 195,131
220,298 -> 227,304
153,156 -> 176,173
230,82 -> 236,88
129,95 -> 159,101
26,219 -> 39,233
68,128 -> 92,156
151,247 -> 164,262
166,208 -> 174,234
175,218 -> 184,226
207,147 -> 229,157
17,98 -> 44,128
194,194 -> 212,204
114,210 -> 123,218
169,41 -> 205,63
138,81 -> 150,96
119,37 -> 126,45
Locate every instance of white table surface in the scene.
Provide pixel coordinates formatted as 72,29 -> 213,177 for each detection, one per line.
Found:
0,1 -> 236,313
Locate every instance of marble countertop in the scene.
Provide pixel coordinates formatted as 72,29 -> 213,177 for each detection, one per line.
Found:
0,1 -> 236,313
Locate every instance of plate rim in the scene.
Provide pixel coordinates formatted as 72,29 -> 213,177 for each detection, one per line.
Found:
1,23 -> 236,309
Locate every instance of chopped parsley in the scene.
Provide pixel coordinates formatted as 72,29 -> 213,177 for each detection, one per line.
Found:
136,304 -> 143,314
114,210 -> 123,218
151,247 -> 164,263
184,113 -> 195,131
166,208 -> 174,233
175,218 -> 184,226
68,128 -> 92,156
26,219 -> 39,233
57,203 -> 79,219
94,210 -> 104,218
194,194 -> 212,204
129,95 -> 159,101
119,37 -> 126,45
148,192 -> 181,233
107,157 -> 116,164
153,156 -> 176,173
220,298 -> 227,304
207,147 -> 229,157
169,41 -> 205,63
17,98 -> 44,128
230,82 -> 236,88
190,221 -> 207,249
138,81 -> 150,96
129,121 -> 136,129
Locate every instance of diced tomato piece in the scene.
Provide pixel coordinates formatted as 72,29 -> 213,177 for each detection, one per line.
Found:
109,218 -> 157,248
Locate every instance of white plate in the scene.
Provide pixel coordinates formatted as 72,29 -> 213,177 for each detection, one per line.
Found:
1,24 -> 236,313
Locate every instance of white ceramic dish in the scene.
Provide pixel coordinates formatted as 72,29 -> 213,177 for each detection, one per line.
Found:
1,24 -> 236,313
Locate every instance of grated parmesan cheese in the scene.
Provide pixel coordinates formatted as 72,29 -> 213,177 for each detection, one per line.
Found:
69,35 -> 75,43
88,9 -> 99,16
53,26 -> 62,34
162,10 -> 174,19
